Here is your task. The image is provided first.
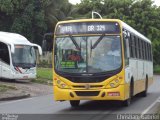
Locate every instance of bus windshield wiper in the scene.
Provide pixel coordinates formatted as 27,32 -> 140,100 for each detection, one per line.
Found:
69,34 -> 80,50
91,33 -> 105,49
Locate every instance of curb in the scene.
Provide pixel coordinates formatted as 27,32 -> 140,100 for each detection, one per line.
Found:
0,94 -> 30,101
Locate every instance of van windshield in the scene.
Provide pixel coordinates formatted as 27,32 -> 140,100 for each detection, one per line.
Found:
12,45 -> 36,68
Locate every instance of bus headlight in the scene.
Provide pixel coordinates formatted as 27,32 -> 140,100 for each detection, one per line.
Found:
110,83 -> 115,87
106,79 -> 120,88
56,79 -> 69,89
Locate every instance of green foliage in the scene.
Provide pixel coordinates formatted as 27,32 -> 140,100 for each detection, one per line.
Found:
37,68 -> 52,80
0,84 -> 17,92
0,0 -> 73,44
72,0 -> 160,65
154,65 -> 160,74
32,68 -> 52,85
33,68 -> 52,85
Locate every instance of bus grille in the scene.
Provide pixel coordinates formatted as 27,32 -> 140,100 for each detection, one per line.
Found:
75,91 -> 100,96
72,85 -> 103,89
64,76 -> 111,83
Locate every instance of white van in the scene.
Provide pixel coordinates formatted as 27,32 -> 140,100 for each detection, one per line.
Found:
0,31 -> 42,80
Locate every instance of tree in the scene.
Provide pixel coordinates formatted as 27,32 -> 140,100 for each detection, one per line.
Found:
0,0 -> 73,45
72,0 -> 160,65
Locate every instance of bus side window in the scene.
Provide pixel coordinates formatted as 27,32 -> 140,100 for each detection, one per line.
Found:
0,42 -> 10,65
149,44 -> 151,61
150,45 -> 153,61
142,41 -> 144,60
141,39 -> 143,59
129,35 -> 133,58
138,38 -> 141,59
147,43 -> 150,61
141,41 -> 144,60
135,37 -> 139,59
146,42 -> 148,60
143,41 -> 147,60
148,43 -> 150,61
131,35 -> 135,58
134,36 -> 137,58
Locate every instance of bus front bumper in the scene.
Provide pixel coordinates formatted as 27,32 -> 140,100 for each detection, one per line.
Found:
54,84 -> 128,101
13,74 -> 36,80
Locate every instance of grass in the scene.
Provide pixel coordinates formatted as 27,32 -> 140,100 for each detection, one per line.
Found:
37,68 -> 53,80
31,68 -> 53,85
0,84 -> 17,92
154,65 -> 160,74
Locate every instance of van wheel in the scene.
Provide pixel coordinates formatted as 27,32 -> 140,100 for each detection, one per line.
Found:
70,100 -> 80,107
140,77 -> 148,97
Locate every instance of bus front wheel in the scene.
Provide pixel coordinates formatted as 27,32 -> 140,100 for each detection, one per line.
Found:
122,95 -> 131,107
122,81 -> 133,107
70,100 -> 80,107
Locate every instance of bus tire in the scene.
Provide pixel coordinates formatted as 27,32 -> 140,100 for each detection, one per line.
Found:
70,100 -> 80,107
122,98 -> 131,107
140,76 -> 148,97
122,80 -> 133,107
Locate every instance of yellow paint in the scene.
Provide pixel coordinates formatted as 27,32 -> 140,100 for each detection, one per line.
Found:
133,77 -> 153,96
53,69 -> 129,101
133,79 -> 145,95
124,83 -> 130,100
54,84 -> 126,101
52,19 -> 153,102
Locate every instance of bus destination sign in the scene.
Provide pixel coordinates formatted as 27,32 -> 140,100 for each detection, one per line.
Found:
55,22 -> 120,35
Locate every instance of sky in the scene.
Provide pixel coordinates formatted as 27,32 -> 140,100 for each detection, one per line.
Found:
69,0 -> 81,4
153,0 -> 160,6
69,0 -> 160,6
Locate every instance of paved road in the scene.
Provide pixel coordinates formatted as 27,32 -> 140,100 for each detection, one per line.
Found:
0,75 -> 160,120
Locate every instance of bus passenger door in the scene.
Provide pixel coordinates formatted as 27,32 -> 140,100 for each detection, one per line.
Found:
123,30 -> 131,83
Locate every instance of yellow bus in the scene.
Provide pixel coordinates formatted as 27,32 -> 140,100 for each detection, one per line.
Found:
51,19 -> 153,107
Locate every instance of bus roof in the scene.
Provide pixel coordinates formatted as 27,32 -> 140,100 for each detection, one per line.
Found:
121,21 -> 151,43
0,31 -> 32,45
0,31 -> 42,55
56,19 -> 151,43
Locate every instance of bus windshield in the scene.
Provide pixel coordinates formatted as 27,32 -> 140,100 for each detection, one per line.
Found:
12,45 -> 36,68
55,35 -> 122,74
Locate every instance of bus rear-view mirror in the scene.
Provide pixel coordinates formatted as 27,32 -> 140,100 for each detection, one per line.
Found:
42,33 -> 53,52
32,44 -> 42,55
10,43 -> 15,53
